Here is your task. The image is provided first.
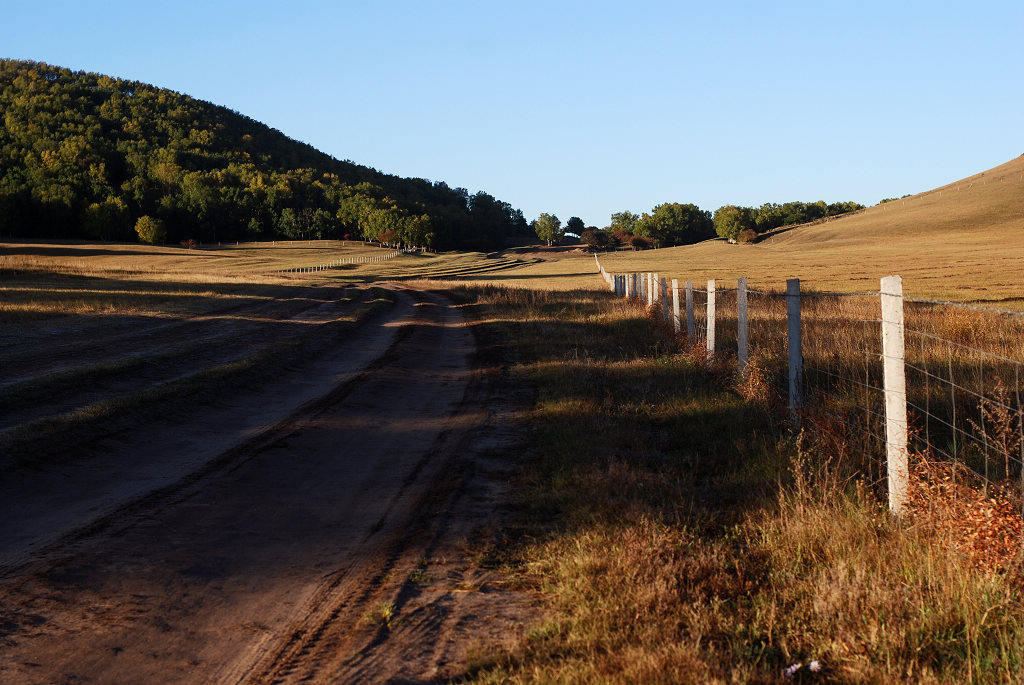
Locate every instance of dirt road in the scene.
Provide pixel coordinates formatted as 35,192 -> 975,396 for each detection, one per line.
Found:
0,287 -> 534,683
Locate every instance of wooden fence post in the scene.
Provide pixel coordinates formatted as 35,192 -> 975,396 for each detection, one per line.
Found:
685,280 -> 695,339
787,278 -> 802,426
671,279 -> 681,333
737,277 -> 749,375
881,275 -> 909,515
706,279 -> 716,359
649,273 -> 656,305
660,277 -> 669,322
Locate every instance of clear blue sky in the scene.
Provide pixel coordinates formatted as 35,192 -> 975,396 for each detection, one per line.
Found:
4,1 -> 1021,227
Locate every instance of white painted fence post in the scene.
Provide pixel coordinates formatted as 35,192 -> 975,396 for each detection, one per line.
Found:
660,277 -> 669,322
737,277 -> 749,375
706,279 -> 716,359
880,275 -> 909,515
685,280 -> 695,339
609,273 -> 617,292
648,273 -> 655,305
671,279 -> 681,333
787,278 -> 802,426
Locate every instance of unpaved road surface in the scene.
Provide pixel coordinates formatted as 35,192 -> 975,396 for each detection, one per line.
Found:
0,287 -> 535,683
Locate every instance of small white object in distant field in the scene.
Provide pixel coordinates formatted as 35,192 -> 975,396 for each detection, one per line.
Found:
808,660 -> 822,672
784,662 -> 802,678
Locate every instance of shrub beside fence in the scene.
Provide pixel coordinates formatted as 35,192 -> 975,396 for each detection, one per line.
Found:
595,255 -> 1024,520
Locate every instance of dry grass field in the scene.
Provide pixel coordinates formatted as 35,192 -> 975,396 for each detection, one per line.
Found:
439,154 -> 1024,304
438,285 -> 1024,683
3,155 -> 1024,682
591,154 -> 1024,302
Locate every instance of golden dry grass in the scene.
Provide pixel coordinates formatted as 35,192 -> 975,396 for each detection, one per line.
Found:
0,238 -> 402,281
536,155 -> 1024,303
3,154 -> 1023,682
448,285 -> 1024,684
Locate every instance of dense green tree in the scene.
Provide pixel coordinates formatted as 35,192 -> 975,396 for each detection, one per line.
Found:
401,213 -> 433,248
565,216 -> 585,236
534,213 -> 562,246
609,210 -> 639,235
634,202 -> 714,247
580,226 -> 607,249
134,215 -> 166,243
753,200 -> 865,232
84,196 -> 132,240
713,205 -> 755,240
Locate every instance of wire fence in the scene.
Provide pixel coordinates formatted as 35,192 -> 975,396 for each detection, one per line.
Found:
277,247 -> 412,274
171,239 -> 418,274
595,256 -> 1024,523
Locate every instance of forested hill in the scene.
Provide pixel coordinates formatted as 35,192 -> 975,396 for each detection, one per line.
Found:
0,59 -> 530,249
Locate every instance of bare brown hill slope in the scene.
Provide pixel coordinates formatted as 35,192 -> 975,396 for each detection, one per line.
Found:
596,154 -> 1024,302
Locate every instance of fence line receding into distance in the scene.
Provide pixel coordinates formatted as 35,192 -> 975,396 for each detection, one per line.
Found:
595,255 -> 1024,519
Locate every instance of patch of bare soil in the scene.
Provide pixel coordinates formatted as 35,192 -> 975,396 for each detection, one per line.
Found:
0,282 -> 367,430
0,287 -> 538,683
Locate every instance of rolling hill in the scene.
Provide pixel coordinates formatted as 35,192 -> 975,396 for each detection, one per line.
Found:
595,155 -> 1024,302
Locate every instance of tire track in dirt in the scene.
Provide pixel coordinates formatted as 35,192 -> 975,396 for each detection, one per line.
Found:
0,282 -> 355,389
0,287 -> 536,684
0,286 -> 405,574
0,286 -> 372,432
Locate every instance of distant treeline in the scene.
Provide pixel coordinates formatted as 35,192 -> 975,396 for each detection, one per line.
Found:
0,60 -> 530,249
578,199 -> 865,249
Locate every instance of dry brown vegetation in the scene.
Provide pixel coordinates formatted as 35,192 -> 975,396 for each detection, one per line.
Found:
468,155 -> 1024,304
588,155 -> 1024,304
4,154 -> 1024,682
444,285 -> 1024,683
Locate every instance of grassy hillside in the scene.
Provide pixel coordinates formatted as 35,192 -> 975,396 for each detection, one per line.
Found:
586,155 -> 1024,302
